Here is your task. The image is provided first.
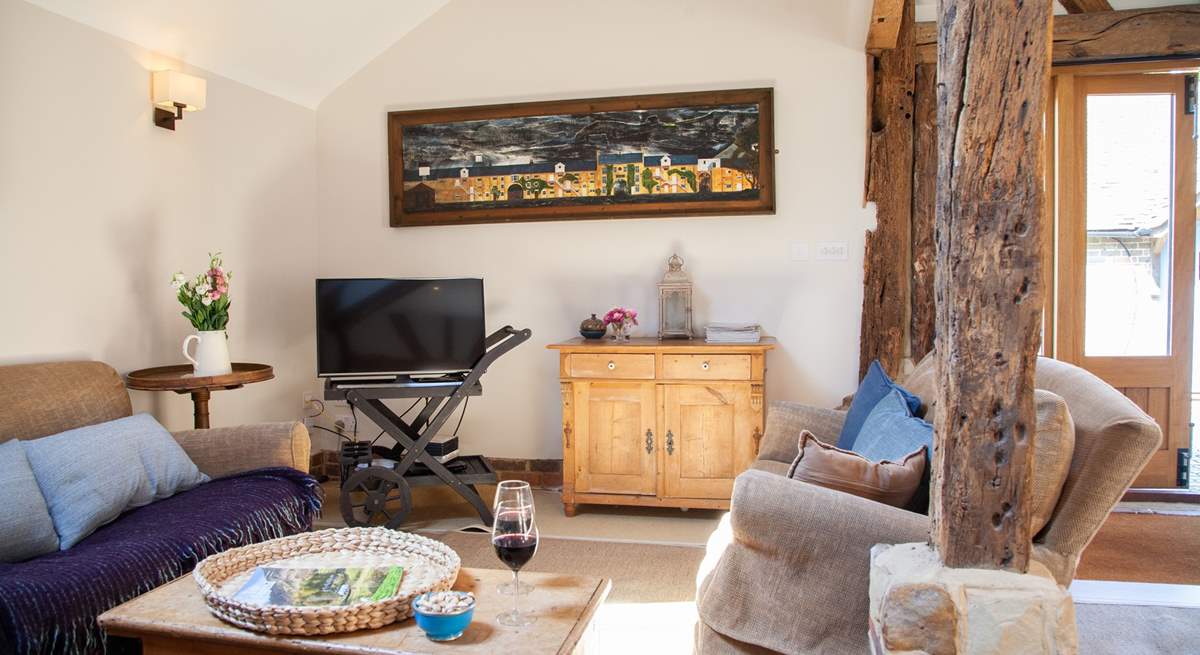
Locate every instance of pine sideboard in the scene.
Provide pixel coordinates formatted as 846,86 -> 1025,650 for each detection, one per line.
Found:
548,337 -> 776,515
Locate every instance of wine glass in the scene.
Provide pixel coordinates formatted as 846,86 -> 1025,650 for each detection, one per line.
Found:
492,499 -> 538,627
494,481 -> 535,595
494,480 -> 535,515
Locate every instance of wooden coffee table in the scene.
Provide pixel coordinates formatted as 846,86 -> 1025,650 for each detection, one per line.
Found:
99,568 -> 611,654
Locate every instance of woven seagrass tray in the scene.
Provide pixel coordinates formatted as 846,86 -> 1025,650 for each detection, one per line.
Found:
193,527 -> 461,635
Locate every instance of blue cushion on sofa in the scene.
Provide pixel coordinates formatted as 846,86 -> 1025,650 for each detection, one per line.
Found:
851,389 -> 934,463
836,360 -> 922,448
0,440 -> 59,562
22,413 -> 209,549
0,467 -> 321,655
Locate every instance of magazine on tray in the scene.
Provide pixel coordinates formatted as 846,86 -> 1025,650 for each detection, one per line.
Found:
233,565 -> 405,607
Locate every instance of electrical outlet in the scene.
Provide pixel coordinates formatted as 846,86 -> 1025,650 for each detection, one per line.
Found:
816,241 -> 849,261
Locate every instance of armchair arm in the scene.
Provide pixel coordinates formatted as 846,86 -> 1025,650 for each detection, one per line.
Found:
757,401 -> 848,464
172,421 -> 311,479
696,470 -> 927,655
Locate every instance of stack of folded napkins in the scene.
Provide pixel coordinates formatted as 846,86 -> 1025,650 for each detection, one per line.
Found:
704,323 -> 762,344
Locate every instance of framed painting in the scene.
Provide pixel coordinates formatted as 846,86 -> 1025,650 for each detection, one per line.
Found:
387,88 -> 774,227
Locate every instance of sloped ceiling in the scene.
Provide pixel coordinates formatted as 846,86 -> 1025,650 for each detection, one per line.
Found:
22,0 -> 448,108
914,0 -> 1197,22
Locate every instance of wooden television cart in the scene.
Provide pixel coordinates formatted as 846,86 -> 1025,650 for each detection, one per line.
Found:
548,337 -> 775,516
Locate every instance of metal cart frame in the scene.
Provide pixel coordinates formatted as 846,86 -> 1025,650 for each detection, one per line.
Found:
325,325 -> 531,528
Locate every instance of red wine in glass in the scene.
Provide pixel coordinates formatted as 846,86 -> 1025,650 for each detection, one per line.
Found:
492,501 -> 537,627
493,533 -> 538,571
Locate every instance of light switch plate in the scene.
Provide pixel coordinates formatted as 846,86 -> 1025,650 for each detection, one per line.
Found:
816,241 -> 849,261
790,242 -> 809,261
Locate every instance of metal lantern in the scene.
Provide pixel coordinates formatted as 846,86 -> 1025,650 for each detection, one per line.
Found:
658,254 -> 693,339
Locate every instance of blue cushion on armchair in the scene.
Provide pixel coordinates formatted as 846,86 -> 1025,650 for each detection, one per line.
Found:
851,389 -> 934,463
836,360 -> 922,448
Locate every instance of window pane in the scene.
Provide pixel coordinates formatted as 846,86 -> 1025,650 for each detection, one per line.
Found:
1084,93 -> 1175,356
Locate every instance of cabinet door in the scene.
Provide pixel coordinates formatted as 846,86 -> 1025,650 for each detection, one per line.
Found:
662,384 -> 756,499
572,382 -> 657,496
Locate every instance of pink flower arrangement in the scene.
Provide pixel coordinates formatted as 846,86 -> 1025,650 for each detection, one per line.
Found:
603,307 -> 638,330
171,253 -> 232,331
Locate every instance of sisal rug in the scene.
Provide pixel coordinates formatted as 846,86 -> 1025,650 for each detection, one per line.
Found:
428,531 -> 704,603
423,531 -> 1200,654
1076,513 -> 1200,585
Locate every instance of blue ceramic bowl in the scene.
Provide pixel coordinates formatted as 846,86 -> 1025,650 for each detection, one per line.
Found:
580,328 -> 607,340
411,592 -> 475,642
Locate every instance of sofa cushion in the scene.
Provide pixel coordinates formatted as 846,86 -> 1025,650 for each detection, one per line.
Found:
750,458 -> 791,477
22,413 -> 209,549
0,440 -> 59,562
0,467 -> 322,655
851,389 -> 935,464
837,360 -> 922,448
899,352 -> 937,418
1032,390 -> 1075,534
788,430 -> 926,507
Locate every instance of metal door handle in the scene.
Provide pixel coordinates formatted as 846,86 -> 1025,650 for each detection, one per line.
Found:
607,361 -> 616,370
645,429 -> 654,453
666,430 -> 675,455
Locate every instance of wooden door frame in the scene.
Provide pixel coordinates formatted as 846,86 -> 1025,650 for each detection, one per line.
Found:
1047,60 -> 1199,487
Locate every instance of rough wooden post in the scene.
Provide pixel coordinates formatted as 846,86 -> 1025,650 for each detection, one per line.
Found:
860,0 -> 915,380
931,0 -> 1053,571
909,62 -> 938,363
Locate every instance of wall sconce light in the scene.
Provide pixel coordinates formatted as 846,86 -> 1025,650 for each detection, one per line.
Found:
151,70 -> 206,131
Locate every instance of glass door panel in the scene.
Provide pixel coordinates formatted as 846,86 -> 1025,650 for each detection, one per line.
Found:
1084,93 -> 1175,356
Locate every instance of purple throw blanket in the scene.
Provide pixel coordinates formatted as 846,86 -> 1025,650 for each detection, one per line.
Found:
0,467 -> 323,655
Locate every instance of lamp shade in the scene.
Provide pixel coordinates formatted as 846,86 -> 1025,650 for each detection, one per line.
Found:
152,70 -> 206,112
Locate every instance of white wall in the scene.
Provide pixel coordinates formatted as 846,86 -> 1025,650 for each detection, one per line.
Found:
0,0 -> 318,430
316,0 -> 876,459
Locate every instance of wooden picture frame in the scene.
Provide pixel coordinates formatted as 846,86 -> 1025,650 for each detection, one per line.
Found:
387,88 -> 775,227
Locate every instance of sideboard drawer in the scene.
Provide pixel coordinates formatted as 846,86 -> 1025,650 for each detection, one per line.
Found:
568,353 -> 656,379
662,354 -> 752,380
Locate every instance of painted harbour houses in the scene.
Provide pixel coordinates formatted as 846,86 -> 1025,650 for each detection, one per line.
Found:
403,150 -> 756,208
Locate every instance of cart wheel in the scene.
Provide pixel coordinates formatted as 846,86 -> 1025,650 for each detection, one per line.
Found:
339,467 -> 412,529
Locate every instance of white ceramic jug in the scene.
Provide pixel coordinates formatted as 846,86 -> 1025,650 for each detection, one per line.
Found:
183,330 -> 233,377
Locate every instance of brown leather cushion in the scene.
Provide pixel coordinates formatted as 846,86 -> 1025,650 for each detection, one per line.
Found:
1031,389 -> 1075,534
786,430 -> 926,507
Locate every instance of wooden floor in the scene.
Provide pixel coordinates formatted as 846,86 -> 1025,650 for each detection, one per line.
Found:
1076,513 -> 1200,585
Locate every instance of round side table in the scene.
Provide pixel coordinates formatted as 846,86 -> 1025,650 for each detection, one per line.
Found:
125,363 -> 274,429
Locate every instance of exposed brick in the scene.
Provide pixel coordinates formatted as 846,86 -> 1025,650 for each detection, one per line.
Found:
540,472 -> 563,489
499,471 -> 541,486
529,458 -> 563,473
488,457 -> 528,472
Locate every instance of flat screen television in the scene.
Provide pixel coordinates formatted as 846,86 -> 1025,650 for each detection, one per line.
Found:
316,278 -> 485,378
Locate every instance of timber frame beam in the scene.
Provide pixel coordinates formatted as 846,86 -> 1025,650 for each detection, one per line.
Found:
931,0 -> 1052,571
915,4 -> 1200,64
1058,0 -> 1113,13
860,0 -> 914,380
866,0 -> 906,54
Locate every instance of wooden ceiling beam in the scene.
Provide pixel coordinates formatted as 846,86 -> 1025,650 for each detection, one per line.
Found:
866,0 -> 906,54
914,4 -> 1200,64
1059,0 -> 1114,13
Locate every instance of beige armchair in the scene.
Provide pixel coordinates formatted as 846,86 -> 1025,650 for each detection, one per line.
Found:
695,357 -> 1161,654
0,361 -> 310,478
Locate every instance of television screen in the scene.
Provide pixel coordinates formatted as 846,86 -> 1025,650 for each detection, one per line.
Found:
316,278 -> 485,377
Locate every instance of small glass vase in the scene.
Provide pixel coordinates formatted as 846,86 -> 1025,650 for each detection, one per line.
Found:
610,322 -> 631,342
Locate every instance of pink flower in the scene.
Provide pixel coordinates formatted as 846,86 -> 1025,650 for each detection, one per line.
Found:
209,290 -> 222,300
